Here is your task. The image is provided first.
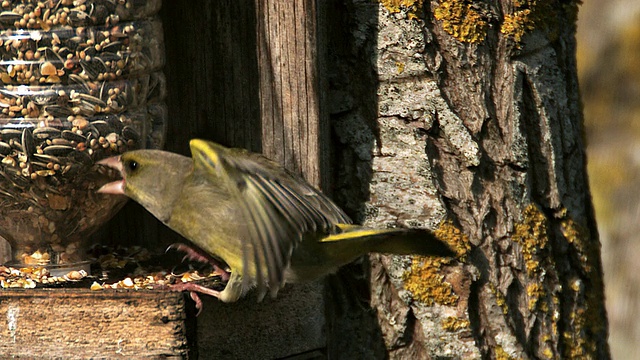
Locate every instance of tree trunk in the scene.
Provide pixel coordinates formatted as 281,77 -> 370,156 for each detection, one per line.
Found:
328,1 -> 610,359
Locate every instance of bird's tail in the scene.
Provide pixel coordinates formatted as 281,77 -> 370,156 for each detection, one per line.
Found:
322,224 -> 457,258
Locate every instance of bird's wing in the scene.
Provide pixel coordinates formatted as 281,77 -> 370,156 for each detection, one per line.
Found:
190,139 -> 351,300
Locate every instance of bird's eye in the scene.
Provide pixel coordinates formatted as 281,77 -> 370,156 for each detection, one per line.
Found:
126,160 -> 139,171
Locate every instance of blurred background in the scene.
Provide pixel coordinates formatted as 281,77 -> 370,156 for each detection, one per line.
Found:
577,0 -> 640,358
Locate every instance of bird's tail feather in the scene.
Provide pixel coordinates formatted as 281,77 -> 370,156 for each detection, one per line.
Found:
322,224 -> 456,258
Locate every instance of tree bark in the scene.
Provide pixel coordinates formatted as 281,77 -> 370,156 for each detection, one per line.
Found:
328,1 -> 610,359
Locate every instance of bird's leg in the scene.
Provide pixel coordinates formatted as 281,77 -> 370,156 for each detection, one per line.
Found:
167,272 -> 244,315
167,243 -> 230,281
169,282 -> 222,316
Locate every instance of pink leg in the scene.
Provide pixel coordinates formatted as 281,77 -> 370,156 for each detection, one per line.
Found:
167,243 -> 230,281
169,282 -> 222,316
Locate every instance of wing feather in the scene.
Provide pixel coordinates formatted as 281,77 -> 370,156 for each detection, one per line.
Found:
190,139 -> 351,300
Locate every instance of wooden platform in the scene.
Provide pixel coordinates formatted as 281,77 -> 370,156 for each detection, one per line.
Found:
0,288 -> 194,358
0,282 -> 326,359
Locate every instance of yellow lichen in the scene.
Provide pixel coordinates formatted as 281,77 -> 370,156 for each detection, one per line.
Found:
562,307 -> 596,359
556,209 -> 605,359
495,345 -> 517,360
434,219 -> 472,260
499,0 -> 578,44
501,10 -> 535,43
380,0 -> 424,20
559,209 -> 592,273
403,256 -> 457,306
512,204 -> 548,278
526,282 -> 544,311
441,316 -> 470,332
490,283 -> 509,315
403,219 -> 468,305
433,0 -> 488,43
395,61 -> 405,74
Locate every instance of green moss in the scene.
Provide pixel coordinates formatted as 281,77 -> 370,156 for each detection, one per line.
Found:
381,0 -> 424,20
433,0 -> 488,43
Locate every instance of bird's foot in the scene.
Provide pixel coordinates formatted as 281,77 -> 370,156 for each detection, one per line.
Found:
167,243 -> 230,281
168,282 -> 222,316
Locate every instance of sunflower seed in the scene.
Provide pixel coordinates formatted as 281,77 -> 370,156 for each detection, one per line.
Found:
61,130 -> 86,143
43,145 -> 73,156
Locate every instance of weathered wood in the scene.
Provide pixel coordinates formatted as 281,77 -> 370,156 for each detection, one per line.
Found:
0,289 -> 192,358
196,282 -> 326,360
161,1 -> 261,154
96,2 -> 330,358
256,0 -> 328,189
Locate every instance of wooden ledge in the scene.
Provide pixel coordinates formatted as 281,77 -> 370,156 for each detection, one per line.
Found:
0,288 -> 193,358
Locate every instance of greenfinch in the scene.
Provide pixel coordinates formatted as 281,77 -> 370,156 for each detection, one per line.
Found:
97,139 -> 454,304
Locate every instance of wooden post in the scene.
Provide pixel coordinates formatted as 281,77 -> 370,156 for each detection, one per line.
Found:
256,0 -> 329,189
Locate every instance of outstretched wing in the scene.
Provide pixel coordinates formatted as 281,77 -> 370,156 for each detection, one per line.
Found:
190,139 -> 351,300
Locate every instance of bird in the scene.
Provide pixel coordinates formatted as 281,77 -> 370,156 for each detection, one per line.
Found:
97,139 -> 455,308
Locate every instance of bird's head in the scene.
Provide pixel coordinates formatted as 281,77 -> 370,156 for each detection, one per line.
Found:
97,150 -> 193,222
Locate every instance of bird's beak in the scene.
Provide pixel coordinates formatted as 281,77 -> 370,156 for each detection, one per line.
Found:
96,156 -> 126,195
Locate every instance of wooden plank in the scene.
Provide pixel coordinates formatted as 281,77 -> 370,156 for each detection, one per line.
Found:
0,289 -> 192,358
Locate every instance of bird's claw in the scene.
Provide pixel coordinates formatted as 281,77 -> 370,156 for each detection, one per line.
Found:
168,282 -> 222,316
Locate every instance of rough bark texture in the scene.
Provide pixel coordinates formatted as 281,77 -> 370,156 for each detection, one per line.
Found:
328,0 -> 610,359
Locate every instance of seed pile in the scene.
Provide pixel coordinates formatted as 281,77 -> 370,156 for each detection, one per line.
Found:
0,245 -> 224,291
90,270 -> 219,291
0,265 -> 88,288
0,265 -> 220,290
